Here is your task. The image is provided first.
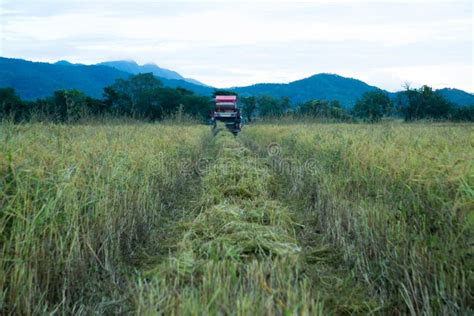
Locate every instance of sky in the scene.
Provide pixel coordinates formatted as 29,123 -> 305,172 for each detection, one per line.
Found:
1,0 -> 473,91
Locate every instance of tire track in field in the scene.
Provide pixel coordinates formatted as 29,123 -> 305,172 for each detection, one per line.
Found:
134,131 -> 321,314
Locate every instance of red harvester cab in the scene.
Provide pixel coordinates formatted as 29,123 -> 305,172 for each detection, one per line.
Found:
211,95 -> 242,134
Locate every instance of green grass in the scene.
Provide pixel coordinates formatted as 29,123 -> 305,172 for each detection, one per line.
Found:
0,122 -> 209,314
1,121 -> 472,314
241,122 -> 473,314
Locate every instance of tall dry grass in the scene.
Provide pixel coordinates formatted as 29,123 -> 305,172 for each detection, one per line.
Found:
1,121 -> 471,314
242,122 -> 473,314
0,122 -> 208,314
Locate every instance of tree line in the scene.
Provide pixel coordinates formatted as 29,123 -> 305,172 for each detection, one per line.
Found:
238,86 -> 473,122
352,86 -> 473,122
0,73 -> 212,123
1,73 -> 473,122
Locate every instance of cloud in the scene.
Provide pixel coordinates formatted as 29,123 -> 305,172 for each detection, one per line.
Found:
1,0 -> 472,91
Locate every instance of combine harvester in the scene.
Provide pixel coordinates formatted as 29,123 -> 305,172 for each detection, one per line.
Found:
211,95 -> 242,135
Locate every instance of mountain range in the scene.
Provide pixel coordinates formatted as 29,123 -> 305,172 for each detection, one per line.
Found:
97,60 -> 208,87
233,74 -> 382,107
1,57 -> 473,108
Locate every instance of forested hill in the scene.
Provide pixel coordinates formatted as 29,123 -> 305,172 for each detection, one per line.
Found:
97,60 -> 208,87
233,74 -> 381,108
435,88 -> 474,107
0,57 -> 130,99
0,57 -> 213,100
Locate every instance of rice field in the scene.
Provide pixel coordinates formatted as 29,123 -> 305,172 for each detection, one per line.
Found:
0,121 -> 472,314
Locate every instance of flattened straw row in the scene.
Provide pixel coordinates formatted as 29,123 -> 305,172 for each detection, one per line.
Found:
154,131 -> 301,275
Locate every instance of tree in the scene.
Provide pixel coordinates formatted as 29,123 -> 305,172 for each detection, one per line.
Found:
279,97 -> 291,114
257,95 -> 280,117
50,90 -> 89,122
297,99 -> 351,121
451,106 -> 474,121
0,88 -> 24,121
180,93 -> 213,120
65,90 -> 88,122
85,96 -> 108,116
255,95 -> 291,118
353,90 -> 392,122
298,99 -> 327,116
240,96 -> 257,122
401,85 -> 453,121
104,73 -> 164,118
